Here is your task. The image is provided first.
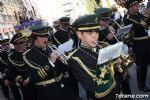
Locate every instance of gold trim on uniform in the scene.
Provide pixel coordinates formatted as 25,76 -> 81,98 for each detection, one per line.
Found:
32,32 -> 48,35
8,53 -> 24,67
140,20 -> 147,28
72,57 -> 116,98
0,57 -> 8,65
128,17 -> 148,29
52,35 -> 61,45
78,26 -> 99,31
23,49 -> 40,70
38,70 -> 45,79
67,49 -> 78,59
133,36 -> 149,40
35,73 -> 63,85
15,75 -> 22,82
72,57 -> 96,79
41,68 -> 47,77
95,81 -> 116,98
129,1 -> 138,7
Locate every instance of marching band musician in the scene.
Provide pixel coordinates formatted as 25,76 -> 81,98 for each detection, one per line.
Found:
0,39 -> 23,100
0,39 -> 11,100
8,32 -> 36,100
94,8 -> 117,44
52,16 -> 78,47
116,0 -> 150,92
23,25 -> 79,100
96,8 -> 132,96
68,14 -> 123,100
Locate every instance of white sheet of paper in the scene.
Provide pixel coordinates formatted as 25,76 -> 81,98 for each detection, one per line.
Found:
57,39 -> 74,56
97,42 -> 123,65
148,26 -> 150,36
116,24 -> 133,38
121,44 -> 128,55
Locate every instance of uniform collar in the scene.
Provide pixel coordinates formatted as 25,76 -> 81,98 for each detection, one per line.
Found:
80,44 -> 97,52
33,45 -> 46,50
60,28 -> 68,32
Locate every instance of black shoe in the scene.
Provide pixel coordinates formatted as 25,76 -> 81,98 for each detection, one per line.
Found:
141,86 -> 150,92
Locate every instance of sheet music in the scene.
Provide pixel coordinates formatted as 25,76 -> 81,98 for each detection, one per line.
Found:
97,42 -> 123,65
57,39 -> 74,56
116,24 -> 133,38
148,26 -> 150,36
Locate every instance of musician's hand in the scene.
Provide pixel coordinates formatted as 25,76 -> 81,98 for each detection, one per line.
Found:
49,50 -> 58,63
108,26 -> 115,34
4,79 -> 9,86
22,80 -> 29,86
128,47 -> 133,54
107,33 -> 114,40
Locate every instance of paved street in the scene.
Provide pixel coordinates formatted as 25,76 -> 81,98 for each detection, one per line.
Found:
0,64 -> 150,100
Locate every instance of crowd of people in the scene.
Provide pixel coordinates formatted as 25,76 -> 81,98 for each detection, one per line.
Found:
0,0 -> 150,100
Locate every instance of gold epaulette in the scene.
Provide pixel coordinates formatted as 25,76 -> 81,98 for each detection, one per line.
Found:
127,17 -> 148,28
67,48 -> 78,59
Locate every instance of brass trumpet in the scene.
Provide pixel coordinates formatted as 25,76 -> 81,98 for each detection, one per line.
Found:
48,44 -> 69,65
121,53 -> 136,68
112,53 -> 136,74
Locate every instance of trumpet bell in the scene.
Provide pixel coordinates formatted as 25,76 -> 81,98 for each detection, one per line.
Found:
126,53 -> 136,62
123,53 -> 136,68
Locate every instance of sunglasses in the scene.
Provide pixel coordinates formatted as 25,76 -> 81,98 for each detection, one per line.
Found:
81,29 -> 99,33
15,41 -> 26,44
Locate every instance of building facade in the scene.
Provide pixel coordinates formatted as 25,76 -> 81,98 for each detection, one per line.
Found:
0,0 -> 39,40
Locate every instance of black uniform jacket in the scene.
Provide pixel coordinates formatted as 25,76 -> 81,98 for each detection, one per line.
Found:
52,27 -> 78,47
68,44 -> 120,100
8,51 -> 29,83
0,51 -> 9,80
123,13 -> 150,55
23,45 -> 78,100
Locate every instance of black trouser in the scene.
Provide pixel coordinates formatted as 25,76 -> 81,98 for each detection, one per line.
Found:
20,83 -> 36,100
115,70 -> 131,94
135,54 -> 149,89
9,84 -> 22,100
1,83 -> 9,99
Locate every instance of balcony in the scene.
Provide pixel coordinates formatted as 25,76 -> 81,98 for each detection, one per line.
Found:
0,15 -> 17,24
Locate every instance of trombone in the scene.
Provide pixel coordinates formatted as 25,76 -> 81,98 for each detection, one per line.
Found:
105,19 -> 136,73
